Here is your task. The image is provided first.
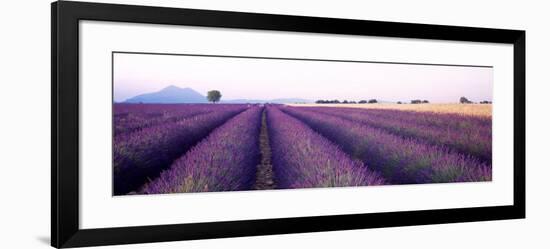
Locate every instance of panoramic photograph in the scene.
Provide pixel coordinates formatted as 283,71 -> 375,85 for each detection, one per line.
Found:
112,52 -> 493,196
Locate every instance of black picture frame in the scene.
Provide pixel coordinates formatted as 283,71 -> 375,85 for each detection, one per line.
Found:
51,1 -> 526,248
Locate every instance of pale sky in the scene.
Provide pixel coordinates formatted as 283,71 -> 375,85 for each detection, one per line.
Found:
113,53 -> 493,103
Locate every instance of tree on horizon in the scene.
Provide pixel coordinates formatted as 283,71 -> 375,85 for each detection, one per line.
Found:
207,90 -> 222,103
460,96 -> 473,104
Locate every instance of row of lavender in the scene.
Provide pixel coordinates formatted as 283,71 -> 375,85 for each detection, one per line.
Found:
114,104 -> 218,136
266,107 -> 384,188
113,104 -> 248,194
298,106 -> 492,163
280,106 -> 491,184
141,106 -> 383,194
345,108 -> 492,131
142,107 -> 263,193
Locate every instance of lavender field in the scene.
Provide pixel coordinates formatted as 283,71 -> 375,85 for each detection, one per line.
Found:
113,103 -> 492,195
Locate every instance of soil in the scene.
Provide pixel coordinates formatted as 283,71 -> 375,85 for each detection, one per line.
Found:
253,110 -> 276,190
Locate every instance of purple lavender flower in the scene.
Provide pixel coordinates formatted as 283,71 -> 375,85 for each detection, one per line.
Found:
298,106 -> 492,163
114,103 -> 226,136
267,106 -> 384,188
113,105 -> 247,194
281,106 -> 491,184
141,107 -> 263,194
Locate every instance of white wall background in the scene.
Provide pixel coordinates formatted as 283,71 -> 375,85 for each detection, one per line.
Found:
0,0 -> 547,248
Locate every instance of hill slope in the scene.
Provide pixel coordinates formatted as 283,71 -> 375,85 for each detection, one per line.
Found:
125,85 -> 208,103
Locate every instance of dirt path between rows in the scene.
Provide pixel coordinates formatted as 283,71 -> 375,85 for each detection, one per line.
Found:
253,110 -> 276,190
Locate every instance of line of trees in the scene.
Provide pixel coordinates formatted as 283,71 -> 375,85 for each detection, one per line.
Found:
410,99 -> 430,104
315,99 -> 378,104
314,97 -> 492,105
460,96 -> 492,104
315,99 -> 427,104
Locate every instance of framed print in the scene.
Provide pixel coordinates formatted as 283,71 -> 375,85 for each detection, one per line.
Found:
51,1 -> 525,248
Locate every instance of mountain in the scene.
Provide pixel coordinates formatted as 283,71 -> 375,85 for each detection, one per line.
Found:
125,85 -> 208,103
